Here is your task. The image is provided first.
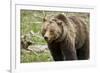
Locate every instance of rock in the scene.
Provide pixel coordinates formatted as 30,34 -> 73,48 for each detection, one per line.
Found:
28,45 -> 48,53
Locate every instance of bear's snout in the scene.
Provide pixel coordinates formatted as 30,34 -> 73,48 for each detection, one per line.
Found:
44,36 -> 48,40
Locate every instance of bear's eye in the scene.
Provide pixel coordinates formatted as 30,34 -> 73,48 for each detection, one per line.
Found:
43,29 -> 46,32
52,19 -> 57,22
50,30 -> 54,33
49,21 -> 53,24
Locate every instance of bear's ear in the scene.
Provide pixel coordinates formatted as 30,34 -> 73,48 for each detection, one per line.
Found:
43,17 -> 47,22
56,13 -> 67,23
57,21 -> 62,25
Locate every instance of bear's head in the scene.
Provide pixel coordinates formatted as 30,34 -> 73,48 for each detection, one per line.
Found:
41,14 -> 67,43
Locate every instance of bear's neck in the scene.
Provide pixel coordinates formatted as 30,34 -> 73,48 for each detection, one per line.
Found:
51,35 -> 67,44
54,27 -> 67,43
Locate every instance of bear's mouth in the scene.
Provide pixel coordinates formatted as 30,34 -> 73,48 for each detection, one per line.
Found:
44,38 -> 54,43
45,39 -> 51,43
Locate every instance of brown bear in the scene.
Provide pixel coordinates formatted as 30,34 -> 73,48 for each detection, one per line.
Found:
41,13 -> 89,61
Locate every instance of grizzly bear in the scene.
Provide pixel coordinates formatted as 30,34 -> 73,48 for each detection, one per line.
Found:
41,13 -> 89,61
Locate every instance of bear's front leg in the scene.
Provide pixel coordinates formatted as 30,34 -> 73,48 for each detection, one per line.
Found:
60,42 -> 77,60
62,48 -> 77,60
48,44 -> 64,61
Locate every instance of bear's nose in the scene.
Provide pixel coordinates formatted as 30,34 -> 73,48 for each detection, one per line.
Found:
44,36 -> 48,40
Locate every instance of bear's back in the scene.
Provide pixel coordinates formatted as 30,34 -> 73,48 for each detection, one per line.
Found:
68,16 -> 89,49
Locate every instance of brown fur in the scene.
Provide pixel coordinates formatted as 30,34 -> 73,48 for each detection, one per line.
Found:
41,14 -> 89,61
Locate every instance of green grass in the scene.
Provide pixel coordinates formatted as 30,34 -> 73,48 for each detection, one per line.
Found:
32,36 -> 46,45
21,49 -> 53,63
